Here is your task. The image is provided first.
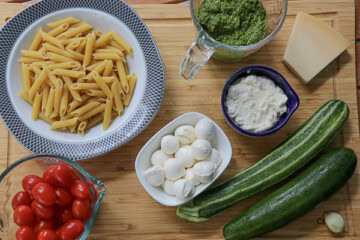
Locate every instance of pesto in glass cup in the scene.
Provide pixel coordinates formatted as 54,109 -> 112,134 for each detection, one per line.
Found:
180,0 -> 288,81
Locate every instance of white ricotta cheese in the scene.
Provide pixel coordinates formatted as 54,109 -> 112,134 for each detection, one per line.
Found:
225,75 -> 288,133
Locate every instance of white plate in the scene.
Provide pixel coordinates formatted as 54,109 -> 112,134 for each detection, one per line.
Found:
0,0 -> 165,160
135,112 -> 232,207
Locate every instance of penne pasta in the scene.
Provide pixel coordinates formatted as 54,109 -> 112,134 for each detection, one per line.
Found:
111,72 -> 125,100
92,52 -> 120,60
40,30 -> 64,49
86,113 -> 103,129
30,61 -> 56,68
93,71 -> 113,98
97,47 -> 124,57
94,32 -> 112,49
47,52 -> 75,63
111,31 -> 133,56
67,49 -> 84,61
52,69 -> 85,78
63,76 -> 82,102
71,102 -> 100,117
65,40 -> 81,50
45,86 -> 56,118
60,37 -> 85,45
85,60 -> 108,80
48,23 -> 69,37
39,112 -> 56,124
21,50 -> 48,59
46,68 -> 58,86
21,63 -> 31,92
112,81 -> 124,115
18,91 -> 33,104
103,97 -> 113,130
85,89 -> 107,98
51,117 -> 79,130
124,73 -> 137,106
43,43 -> 71,58
31,91 -> 42,120
18,57 -> 42,64
86,97 -> 106,104
54,78 -> 63,116
60,83 -> 69,117
92,30 -> 103,38
86,61 -> 101,71
29,28 -> 42,51
29,67 -> 47,99
70,83 -> 100,90
101,76 -> 115,84
109,40 -> 125,51
67,95 -> 90,112
78,104 -> 105,121
41,84 -> 50,114
47,61 -> 80,70
116,60 -> 129,93
58,24 -> 93,39
83,33 -> 96,66
75,39 -> 87,53
48,17 -> 80,28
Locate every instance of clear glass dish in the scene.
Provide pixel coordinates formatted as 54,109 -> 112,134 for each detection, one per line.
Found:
180,0 -> 288,81
0,154 -> 106,239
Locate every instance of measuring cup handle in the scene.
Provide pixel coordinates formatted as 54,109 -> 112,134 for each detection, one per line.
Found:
179,30 -> 215,82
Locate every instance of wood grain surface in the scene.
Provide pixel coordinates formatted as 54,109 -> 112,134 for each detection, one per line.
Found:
0,1 -> 359,240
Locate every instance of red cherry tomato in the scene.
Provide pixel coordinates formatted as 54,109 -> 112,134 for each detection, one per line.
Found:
54,188 -> 73,207
31,201 -> 55,220
37,229 -> 58,240
16,226 -> 36,240
57,220 -> 84,240
70,181 -> 90,200
33,218 -> 57,234
55,207 -> 73,223
14,205 -> 34,227
32,183 -> 56,207
22,175 -> 43,195
72,199 -> 92,222
43,166 -> 59,187
12,191 -> 32,210
53,164 -> 76,189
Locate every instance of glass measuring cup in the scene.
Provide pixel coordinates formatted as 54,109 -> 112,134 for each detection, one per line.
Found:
180,0 -> 288,81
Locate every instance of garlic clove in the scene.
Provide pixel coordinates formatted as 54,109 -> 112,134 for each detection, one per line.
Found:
324,211 -> 345,234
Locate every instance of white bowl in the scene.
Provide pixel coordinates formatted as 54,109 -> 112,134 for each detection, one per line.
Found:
135,112 -> 232,206
0,1 -> 165,160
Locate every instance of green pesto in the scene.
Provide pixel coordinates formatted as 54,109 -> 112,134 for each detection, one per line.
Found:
197,0 -> 267,46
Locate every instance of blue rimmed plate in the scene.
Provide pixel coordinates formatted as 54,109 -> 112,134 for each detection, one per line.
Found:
0,0 -> 165,160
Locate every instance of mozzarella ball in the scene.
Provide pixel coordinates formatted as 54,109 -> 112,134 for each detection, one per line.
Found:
173,179 -> 195,200
175,125 -> 196,145
206,148 -> 222,167
184,168 -> 201,186
161,135 -> 179,154
175,146 -> 195,168
191,139 -> 212,160
164,158 -> 185,180
193,161 -> 216,183
195,118 -> 215,140
151,150 -> 171,166
162,180 -> 176,196
143,165 -> 165,187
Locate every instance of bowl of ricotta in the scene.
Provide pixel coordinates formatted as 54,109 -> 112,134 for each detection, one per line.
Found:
135,112 -> 232,206
221,65 -> 299,137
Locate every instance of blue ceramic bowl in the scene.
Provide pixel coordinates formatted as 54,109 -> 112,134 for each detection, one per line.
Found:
221,65 -> 300,137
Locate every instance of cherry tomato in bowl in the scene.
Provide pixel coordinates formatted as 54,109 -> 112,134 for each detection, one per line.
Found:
12,191 -> 31,210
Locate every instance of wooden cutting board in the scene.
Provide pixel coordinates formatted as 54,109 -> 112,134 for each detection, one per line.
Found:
0,1 -> 359,239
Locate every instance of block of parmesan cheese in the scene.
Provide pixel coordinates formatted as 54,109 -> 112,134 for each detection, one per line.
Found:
283,12 -> 350,84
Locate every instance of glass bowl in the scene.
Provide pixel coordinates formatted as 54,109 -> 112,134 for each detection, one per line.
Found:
221,65 -> 300,137
0,154 -> 106,239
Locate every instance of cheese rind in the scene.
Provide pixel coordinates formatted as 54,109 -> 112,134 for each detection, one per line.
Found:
283,12 -> 350,84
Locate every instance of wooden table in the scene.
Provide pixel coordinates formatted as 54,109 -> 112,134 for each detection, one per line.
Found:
0,1 -> 359,240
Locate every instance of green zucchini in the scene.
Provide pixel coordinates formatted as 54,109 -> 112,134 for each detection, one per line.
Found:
177,100 -> 349,222
223,147 -> 357,240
